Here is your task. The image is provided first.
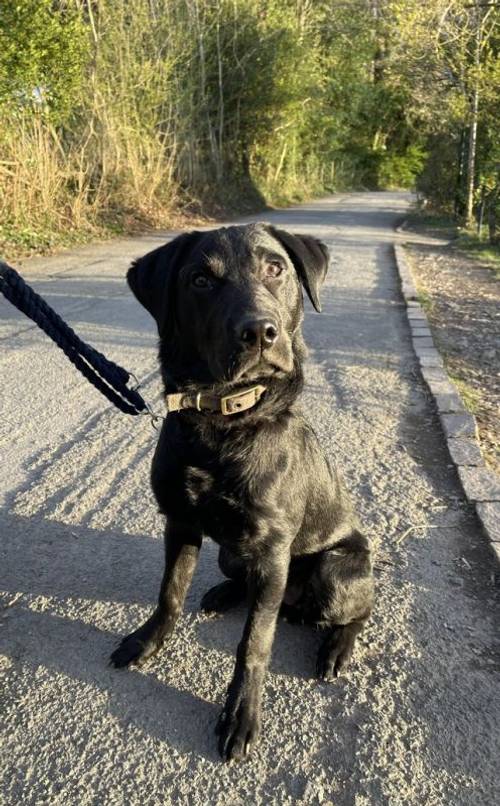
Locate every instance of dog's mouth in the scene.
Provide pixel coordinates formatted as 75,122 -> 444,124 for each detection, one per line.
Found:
228,349 -> 293,384
238,361 -> 282,382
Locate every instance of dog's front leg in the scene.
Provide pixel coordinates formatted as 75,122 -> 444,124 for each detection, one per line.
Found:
217,549 -> 289,762
110,522 -> 201,668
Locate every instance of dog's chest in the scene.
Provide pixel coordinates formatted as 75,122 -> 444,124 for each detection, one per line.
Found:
156,453 -> 288,550
153,417 -> 306,549
183,462 -> 262,544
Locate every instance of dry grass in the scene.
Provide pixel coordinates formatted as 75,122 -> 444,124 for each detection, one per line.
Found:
0,108 -> 182,259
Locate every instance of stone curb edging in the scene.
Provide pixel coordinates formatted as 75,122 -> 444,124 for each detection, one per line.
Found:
393,243 -> 500,566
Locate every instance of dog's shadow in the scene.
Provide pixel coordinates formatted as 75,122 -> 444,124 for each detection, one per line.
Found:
1,511 -> 218,760
3,603 -> 221,761
2,509 -> 321,763
194,597 -> 321,681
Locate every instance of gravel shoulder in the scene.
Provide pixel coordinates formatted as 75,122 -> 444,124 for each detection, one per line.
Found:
405,236 -> 500,475
1,193 -> 500,806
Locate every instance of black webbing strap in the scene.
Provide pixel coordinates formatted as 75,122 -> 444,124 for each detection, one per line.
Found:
0,261 -> 150,416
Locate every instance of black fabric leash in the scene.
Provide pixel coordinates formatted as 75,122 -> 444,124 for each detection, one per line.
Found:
0,261 -> 155,419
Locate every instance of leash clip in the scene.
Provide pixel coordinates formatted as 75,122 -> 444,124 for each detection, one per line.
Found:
141,402 -> 165,430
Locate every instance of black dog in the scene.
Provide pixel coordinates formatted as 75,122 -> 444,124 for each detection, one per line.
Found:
111,223 -> 373,761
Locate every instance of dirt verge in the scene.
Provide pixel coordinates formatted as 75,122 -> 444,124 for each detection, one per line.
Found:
404,232 -> 499,475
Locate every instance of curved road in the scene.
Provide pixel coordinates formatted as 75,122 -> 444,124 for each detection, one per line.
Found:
1,193 -> 499,805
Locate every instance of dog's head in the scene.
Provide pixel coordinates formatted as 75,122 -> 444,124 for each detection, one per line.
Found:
128,223 -> 329,415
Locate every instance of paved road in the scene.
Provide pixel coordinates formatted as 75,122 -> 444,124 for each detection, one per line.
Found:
1,193 -> 499,805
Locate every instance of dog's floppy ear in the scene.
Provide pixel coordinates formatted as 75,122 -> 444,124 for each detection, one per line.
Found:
127,232 -> 199,334
266,226 -> 329,312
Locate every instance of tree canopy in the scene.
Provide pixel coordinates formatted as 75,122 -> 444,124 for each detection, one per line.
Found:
1,0 -> 499,250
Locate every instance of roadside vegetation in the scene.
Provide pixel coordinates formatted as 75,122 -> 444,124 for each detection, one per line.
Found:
410,239 -> 500,473
1,0 -> 499,256
455,233 -> 500,278
406,223 -> 499,473
407,211 -> 500,278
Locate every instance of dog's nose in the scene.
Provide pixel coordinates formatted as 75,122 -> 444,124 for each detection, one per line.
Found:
238,319 -> 279,350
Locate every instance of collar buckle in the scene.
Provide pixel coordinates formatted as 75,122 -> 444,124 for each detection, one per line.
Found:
220,385 -> 266,415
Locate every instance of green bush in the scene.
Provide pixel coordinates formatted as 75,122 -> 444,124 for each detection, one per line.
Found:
378,144 -> 428,190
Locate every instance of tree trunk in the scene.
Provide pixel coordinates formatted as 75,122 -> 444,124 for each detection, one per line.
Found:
487,187 -> 499,244
465,88 -> 479,227
370,0 -> 384,84
454,128 -> 466,219
465,3 -> 481,227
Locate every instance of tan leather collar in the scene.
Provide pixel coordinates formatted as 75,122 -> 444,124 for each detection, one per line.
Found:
165,384 -> 266,416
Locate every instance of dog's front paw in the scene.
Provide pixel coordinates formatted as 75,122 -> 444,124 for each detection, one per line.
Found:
216,691 -> 261,762
110,622 -> 163,669
316,623 -> 360,681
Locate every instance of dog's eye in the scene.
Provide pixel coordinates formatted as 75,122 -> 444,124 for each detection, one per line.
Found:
191,273 -> 212,289
265,261 -> 284,278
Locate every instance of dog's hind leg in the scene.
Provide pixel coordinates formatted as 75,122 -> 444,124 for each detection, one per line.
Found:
312,530 -> 373,681
200,547 -> 247,613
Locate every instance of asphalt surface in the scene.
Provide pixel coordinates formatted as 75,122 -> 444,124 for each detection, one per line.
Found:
1,192 -> 499,805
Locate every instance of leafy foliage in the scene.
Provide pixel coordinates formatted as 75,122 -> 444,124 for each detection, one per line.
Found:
0,0 -> 499,253
0,0 -> 87,120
